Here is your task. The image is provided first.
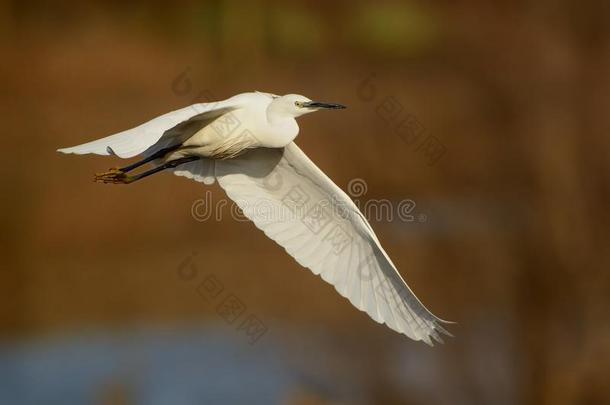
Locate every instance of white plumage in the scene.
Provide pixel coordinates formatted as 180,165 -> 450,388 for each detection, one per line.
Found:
57,95 -> 245,158
58,92 -> 451,345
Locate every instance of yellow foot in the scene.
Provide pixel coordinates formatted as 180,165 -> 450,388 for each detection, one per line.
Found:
94,168 -> 133,184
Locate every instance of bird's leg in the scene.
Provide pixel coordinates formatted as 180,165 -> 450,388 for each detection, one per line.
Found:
119,145 -> 182,173
94,156 -> 200,184
95,145 -> 182,179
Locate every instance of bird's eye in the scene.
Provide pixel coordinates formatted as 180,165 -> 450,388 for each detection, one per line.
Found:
295,101 -> 303,108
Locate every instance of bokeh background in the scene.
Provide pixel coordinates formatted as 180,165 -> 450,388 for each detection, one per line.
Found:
1,1 -> 609,404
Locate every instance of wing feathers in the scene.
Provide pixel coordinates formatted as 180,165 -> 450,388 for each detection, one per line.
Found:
215,143 -> 451,344
57,99 -> 241,158
172,159 -> 216,185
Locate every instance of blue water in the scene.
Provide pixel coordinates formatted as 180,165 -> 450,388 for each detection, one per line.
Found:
0,326 -> 296,405
0,318 -> 515,404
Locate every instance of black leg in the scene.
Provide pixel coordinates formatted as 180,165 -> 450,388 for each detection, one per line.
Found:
94,156 -> 200,184
119,145 -> 182,173
127,156 -> 200,183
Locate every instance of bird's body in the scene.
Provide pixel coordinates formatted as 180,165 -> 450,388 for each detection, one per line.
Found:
165,92 -> 299,161
58,91 -> 451,345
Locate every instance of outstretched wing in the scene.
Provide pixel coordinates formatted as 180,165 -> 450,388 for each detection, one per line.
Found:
214,143 -> 451,345
57,95 -> 248,159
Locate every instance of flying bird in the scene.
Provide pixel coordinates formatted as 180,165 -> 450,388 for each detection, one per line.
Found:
58,91 -> 451,345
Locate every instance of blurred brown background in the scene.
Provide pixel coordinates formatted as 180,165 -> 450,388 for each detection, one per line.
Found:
1,1 -> 609,404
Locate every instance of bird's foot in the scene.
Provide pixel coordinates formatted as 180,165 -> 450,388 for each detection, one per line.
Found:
94,168 -> 133,184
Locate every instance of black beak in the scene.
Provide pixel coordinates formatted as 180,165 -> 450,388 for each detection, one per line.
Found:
304,101 -> 346,109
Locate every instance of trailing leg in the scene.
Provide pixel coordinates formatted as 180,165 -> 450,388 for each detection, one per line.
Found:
94,145 -> 182,179
94,156 -> 200,184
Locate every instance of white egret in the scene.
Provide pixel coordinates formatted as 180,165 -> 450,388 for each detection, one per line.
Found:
58,91 -> 451,345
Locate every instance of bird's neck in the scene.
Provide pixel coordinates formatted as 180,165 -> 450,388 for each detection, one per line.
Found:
262,111 -> 299,147
266,103 -> 291,124
266,108 -> 298,131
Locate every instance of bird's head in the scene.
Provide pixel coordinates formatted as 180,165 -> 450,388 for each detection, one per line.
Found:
269,94 -> 346,118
